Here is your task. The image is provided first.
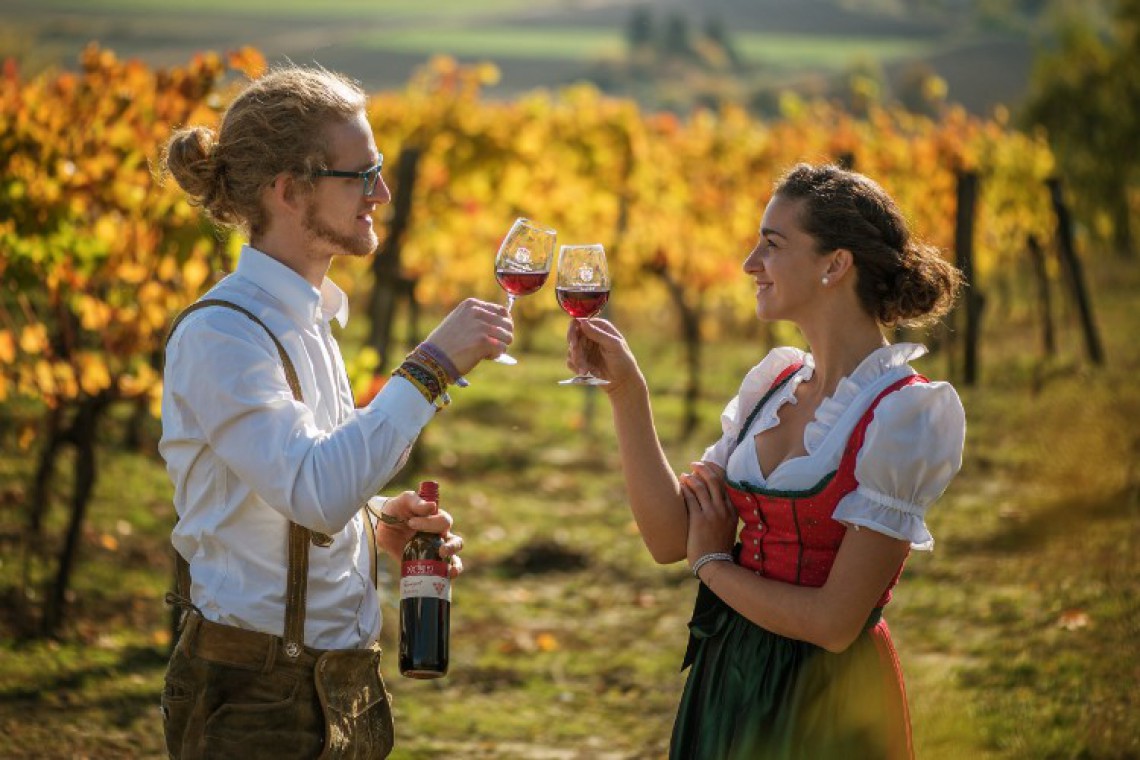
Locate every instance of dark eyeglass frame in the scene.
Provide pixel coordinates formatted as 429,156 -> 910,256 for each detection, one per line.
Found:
311,156 -> 384,196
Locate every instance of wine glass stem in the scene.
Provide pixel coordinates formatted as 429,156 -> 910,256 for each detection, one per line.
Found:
505,295 -> 516,314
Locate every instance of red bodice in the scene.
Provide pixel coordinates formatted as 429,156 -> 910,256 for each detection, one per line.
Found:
727,364 -> 926,609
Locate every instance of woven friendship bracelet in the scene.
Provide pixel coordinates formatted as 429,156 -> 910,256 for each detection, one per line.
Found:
407,347 -> 451,392
393,362 -> 451,409
418,341 -> 468,388
402,359 -> 444,397
691,552 -> 735,580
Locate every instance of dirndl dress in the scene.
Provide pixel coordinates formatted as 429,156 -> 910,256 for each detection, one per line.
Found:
670,367 -> 924,760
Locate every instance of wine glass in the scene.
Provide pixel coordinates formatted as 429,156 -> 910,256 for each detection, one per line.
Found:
493,218 -> 556,365
556,243 -> 610,386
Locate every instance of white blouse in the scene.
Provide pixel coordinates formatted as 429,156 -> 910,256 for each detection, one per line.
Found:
701,344 -> 965,550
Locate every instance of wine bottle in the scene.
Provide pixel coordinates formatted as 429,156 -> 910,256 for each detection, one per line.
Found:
398,480 -> 451,678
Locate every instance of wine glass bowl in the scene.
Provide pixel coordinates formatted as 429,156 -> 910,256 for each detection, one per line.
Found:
556,243 -> 610,386
493,218 -> 556,365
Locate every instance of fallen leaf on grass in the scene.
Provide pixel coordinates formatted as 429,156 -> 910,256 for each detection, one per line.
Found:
1056,609 -> 1090,631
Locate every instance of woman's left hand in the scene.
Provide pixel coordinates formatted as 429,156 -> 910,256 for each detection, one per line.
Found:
680,461 -> 737,570
374,491 -> 465,578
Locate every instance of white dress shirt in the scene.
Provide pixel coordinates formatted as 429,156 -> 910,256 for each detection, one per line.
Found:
702,344 -> 966,551
160,245 -> 435,649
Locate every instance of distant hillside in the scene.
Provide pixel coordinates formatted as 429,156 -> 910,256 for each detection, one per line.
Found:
0,0 -> 1043,116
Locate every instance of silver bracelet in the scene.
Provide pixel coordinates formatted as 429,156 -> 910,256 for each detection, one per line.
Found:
691,552 -> 734,580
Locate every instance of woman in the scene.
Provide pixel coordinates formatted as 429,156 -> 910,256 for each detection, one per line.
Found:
568,163 -> 965,759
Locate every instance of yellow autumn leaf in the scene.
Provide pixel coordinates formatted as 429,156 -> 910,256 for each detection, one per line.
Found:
0,329 -> 14,363
99,533 -> 119,551
19,324 -> 49,354
53,362 -> 78,400
93,216 -> 118,247
182,256 -> 210,290
148,386 -> 163,419
34,359 -> 57,396
77,294 -> 112,331
535,632 -> 559,652
117,261 -> 149,284
18,425 -> 36,450
77,353 -> 113,396
157,254 -> 178,282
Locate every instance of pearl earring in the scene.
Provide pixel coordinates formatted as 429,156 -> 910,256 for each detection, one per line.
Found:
821,276 -> 830,286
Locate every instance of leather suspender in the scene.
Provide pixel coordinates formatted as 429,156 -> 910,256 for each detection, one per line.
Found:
166,298 -> 379,658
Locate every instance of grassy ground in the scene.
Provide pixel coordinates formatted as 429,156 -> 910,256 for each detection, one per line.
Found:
1,253 -> 1138,759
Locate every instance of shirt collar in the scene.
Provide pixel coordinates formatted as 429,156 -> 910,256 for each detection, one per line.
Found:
235,245 -> 349,328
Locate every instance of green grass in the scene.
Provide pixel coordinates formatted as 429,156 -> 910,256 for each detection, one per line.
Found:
1,255 -> 1138,758
354,27 -> 625,61
352,29 -> 935,69
731,33 -> 938,72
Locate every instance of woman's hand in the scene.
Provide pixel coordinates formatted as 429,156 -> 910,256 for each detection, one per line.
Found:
566,318 -> 644,394
680,461 -> 737,571
374,491 -> 465,578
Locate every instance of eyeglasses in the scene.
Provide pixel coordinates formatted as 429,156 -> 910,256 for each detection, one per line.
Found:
311,156 -> 384,196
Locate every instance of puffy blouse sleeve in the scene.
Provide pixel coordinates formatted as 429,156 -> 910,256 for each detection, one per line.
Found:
832,380 -> 966,550
701,347 -> 806,469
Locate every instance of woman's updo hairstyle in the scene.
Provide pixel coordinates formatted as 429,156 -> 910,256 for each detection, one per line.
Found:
775,163 -> 962,327
162,65 -> 366,238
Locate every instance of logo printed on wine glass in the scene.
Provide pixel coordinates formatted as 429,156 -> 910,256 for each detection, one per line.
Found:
516,247 -> 532,265
578,265 -> 594,282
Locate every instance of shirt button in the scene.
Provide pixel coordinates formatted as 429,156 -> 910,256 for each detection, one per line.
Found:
752,538 -> 759,545
753,554 -> 760,561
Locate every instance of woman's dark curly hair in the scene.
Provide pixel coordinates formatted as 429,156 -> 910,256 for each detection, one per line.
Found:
775,163 -> 962,327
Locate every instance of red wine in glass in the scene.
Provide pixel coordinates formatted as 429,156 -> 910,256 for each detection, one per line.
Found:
556,287 -> 610,318
497,270 -> 549,298
493,218 -> 556,365
556,243 -> 611,386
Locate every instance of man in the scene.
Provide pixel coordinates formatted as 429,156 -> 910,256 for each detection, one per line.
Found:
158,65 -> 513,758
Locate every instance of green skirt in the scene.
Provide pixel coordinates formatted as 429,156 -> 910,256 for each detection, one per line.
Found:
671,583 -> 913,760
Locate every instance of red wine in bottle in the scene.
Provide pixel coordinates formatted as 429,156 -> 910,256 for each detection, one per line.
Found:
398,480 -> 450,679
556,287 -> 610,318
495,269 -> 548,297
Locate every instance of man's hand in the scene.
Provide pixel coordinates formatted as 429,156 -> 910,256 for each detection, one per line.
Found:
423,298 -> 514,376
373,490 -> 465,578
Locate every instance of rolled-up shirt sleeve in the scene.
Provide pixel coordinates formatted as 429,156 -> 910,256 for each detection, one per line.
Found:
832,381 -> 966,550
167,311 -> 433,535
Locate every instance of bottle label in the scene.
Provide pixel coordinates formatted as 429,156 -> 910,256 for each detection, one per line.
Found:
400,560 -> 451,601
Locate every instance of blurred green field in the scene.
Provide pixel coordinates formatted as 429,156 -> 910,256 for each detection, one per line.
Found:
1,251 -> 1137,759
0,0 -> 1027,114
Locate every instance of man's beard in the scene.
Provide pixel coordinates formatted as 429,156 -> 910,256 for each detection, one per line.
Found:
302,202 -> 378,258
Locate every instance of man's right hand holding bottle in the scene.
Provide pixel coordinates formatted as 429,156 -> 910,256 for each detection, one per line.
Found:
370,490 -> 464,579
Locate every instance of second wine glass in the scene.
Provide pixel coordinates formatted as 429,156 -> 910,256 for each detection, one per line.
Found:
493,218 -> 557,365
556,243 -> 610,386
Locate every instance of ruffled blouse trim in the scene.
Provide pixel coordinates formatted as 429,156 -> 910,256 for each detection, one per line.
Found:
833,488 -> 935,551
719,347 -> 808,445
803,343 -> 927,453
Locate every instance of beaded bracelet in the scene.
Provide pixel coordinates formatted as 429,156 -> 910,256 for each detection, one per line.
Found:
691,552 -> 734,580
